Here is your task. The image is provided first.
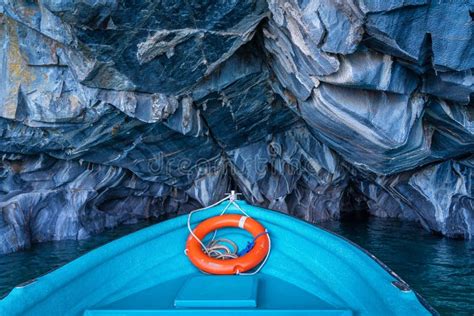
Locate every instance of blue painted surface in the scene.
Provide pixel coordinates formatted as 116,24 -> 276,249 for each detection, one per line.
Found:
174,276 -> 258,308
0,201 -> 434,315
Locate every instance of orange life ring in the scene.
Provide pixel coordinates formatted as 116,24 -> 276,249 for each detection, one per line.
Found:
186,214 -> 269,275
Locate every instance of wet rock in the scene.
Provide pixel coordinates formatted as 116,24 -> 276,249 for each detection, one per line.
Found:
228,125 -> 349,222
354,156 -> 474,238
422,70 -> 473,105
365,2 -> 474,71
319,46 -> 419,95
299,83 -> 431,175
44,0 -> 268,94
358,0 -> 428,13
0,154 -> 200,253
262,18 -> 339,100
426,99 -> 474,160
262,0 -> 473,238
0,0 -> 473,253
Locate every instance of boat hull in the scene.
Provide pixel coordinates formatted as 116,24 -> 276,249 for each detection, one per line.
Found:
0,201 -> 435,315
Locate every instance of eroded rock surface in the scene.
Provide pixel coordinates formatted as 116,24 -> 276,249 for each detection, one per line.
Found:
0,0 -> 472,253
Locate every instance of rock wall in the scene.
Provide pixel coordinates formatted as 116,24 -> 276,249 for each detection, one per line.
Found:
0,0 -> 472,253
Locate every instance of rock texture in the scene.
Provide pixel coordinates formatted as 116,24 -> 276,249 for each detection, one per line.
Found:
0,0 -> 472,253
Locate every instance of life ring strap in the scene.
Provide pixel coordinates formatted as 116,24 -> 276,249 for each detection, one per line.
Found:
238,216 -> 248,229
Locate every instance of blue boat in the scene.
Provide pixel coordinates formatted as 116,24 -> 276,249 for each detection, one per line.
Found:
0,199 -> 436,315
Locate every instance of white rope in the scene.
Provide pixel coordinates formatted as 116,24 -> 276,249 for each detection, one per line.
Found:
206,238 -> 239,259
186,195 -> 231,255
185,194 -> 271,275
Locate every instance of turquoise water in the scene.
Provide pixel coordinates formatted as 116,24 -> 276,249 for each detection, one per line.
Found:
0,217 -> 473,315
0,220 -> 157,298
320,218 -> 474,316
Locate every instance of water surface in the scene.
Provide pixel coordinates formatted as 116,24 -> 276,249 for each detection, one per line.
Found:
320,218 -> 474,316
0,221 -> 155,298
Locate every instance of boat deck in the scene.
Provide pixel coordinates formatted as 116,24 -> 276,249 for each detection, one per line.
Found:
85,275 -> 351,315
